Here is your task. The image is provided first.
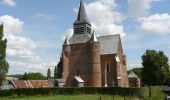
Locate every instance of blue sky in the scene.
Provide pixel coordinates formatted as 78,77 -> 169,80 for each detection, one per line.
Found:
0,0 -> 170,75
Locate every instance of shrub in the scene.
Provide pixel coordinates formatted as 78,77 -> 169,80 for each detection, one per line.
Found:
0,87 -> 142,97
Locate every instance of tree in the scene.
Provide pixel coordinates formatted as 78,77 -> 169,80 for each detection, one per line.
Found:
22,72 -> 46,80
141,50 -> 170,86
47,68 -> 51,79
22,72 -> 28,80
0,24 -> 9,86
54,65 -> 57,78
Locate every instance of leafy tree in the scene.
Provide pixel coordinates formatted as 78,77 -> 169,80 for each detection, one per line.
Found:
0,24 -> 9,86
141,50 -> 170,85
22,72 -> 46,80
22,72 -> 28,80
47,68 -> 51,79
54,65 -> 57,78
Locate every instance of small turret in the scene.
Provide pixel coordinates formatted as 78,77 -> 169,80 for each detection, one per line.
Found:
89,31 -> 97,43
88,31 -> 101,87
63,36 -> 69,46
63,36 -> 71,54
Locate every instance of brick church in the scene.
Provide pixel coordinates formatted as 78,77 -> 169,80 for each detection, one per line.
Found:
57,0 -> 129,87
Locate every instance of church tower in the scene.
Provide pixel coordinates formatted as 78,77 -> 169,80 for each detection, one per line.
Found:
74,0 -> 91,35
59,0 -> 102,87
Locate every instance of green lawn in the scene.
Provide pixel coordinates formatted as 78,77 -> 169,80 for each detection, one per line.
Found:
0,95 -> 139,100
142,86 -> 166,100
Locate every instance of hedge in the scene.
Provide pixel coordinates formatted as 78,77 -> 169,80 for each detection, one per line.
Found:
0,87 -> 142,97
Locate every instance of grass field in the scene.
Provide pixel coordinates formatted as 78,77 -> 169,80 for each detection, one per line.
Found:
0,95 -> 139,100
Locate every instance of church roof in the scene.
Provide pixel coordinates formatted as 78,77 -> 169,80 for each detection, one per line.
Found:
97,34 -> 120,55
69,34 -> 121,55
75,0 -> 89,23
69,34 -> 91,44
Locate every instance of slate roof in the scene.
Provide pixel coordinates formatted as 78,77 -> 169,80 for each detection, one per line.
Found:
128,71 -> 139,79
69,34 -> 121,55
161,86 -> 170,92
69,34 -> 91,44
56,79 -> 64,83
97,34 -> 120,55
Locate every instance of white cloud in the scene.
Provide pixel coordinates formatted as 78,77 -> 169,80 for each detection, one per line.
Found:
6,34 -> 36,49
128,0 -> 161,17
0,15 -> 23,34
0,15 -> 57,75
33,13 -> 56,21
0,15 -> 36,58
7,48 -> 33,58
97,0 -> 117,8
62,28 -> 73,40
8,60 -> 57,75
3,0 -> 16,7
139,13 -> 170,34
86,0 -> 126,37
127,63 -> 143,70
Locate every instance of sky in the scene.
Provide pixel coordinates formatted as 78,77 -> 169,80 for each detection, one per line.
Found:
0,0 -> 170,76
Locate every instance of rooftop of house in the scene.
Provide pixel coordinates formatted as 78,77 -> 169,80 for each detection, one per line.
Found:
11,80 -> 52,88
128,71 -> 139,79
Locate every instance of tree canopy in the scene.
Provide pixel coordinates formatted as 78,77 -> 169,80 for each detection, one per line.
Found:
0,24 -> 9,86
141,50 -> 170,85
22,72 -> 46,80
54,65 -> 57,78
47,68 -> 51,79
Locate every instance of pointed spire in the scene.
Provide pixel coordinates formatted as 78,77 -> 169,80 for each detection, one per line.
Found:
76,0 -> 89,23
63,36 -> 69,45
89,31 -> 97,43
